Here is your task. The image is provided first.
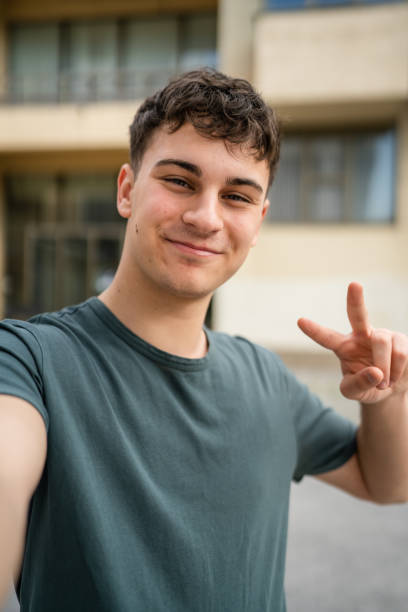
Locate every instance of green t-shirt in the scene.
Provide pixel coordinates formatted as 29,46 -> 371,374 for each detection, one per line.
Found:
0,298 -> 357,612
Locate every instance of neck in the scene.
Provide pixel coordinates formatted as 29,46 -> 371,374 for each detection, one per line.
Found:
99,276 -> 212,359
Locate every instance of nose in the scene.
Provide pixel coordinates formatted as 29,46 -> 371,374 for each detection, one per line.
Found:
181,191 -> 223,234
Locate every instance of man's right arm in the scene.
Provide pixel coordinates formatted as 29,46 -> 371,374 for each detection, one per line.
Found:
0,395 -> 47,607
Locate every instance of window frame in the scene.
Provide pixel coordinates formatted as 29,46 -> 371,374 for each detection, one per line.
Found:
266,127 -> 397,225
6,12 -> 218,104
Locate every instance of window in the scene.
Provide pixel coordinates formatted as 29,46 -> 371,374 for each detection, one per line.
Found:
267,129 -> 395,223
61,21 -> 119,102
178,14 -> 218,72
5,174 -> 124,318
8,14 -> 217,103
9,23 -> 59,103
120,18 -> 179,100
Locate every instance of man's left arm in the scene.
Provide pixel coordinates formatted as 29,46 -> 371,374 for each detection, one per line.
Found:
298,282 -> 408,505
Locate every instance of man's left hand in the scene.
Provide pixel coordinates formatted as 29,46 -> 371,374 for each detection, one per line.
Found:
298,282 -> 408,405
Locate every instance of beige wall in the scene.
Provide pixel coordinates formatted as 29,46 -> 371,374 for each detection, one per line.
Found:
0,150 -> 126,174
214,247 -> 408,351
0,102 -> 140,152
218,0 -> 261,81
254,3 -> 408,107
2,0 -> 217,21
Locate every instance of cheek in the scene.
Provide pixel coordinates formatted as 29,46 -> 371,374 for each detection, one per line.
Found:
138,195 -> 177,226
132,203 -> 160,230
230,216 -> 261,248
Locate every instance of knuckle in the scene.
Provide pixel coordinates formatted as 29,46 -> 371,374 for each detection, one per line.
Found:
372,329 -> 391,346
394,333 -> 408,351
392,349 -> 406,363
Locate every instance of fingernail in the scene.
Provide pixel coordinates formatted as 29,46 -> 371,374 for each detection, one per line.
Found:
378,380 -> 388,390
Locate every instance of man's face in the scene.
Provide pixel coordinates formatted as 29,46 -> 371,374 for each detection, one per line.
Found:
117,123 -> 270,301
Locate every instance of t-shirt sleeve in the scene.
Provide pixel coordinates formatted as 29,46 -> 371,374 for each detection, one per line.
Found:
278,359 -> 357,482
0,320 -> 49,430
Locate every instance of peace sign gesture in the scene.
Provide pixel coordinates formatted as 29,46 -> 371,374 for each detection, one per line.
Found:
298,283 -> 408,404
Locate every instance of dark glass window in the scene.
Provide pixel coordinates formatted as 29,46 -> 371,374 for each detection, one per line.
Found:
5,173 -> 124,318
9,24 -> 59,103
267,129 -> 395,223
8,14 -> 217,103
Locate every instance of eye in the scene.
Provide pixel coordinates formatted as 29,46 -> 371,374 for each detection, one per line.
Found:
223,193 -> 251,205
162,177 -> 193,190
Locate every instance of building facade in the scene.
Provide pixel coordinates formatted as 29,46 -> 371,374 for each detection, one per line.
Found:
0,0 -> 407,360
217,0 -> 408,356
0,0 -> 217,319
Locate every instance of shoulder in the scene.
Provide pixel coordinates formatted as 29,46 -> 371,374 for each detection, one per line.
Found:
28,298 -> 97,329
208,329 -> 275,360
208,329 -> 289,388
0,318 -> 44,357
0,299 -> 98,354
208,329 -> 321,405
209,329 -> 283,362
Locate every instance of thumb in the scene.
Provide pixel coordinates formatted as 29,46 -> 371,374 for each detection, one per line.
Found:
340,367 -> 384,400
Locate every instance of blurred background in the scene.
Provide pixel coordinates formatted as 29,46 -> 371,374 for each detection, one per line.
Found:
0,0 -> 407,610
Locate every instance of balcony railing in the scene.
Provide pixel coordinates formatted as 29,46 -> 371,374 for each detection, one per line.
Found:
3,68 -> 178,104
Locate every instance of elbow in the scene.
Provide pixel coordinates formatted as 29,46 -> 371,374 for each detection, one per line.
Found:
367,489 -> 408,506
359,472 -> 408,504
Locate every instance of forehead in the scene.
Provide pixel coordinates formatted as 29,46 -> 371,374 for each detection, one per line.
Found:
141,123 -> 270,187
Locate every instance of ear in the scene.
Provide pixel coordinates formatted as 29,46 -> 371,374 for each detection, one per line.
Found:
251,198 -> 270,247
117,163 -> 135,219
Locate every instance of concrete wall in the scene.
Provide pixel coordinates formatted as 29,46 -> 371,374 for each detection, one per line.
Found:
0,102 -> 139,152
217,0 -> 261,81
254,3 -> 408,106
2,0 -> 217,20
0,149 -> 126,174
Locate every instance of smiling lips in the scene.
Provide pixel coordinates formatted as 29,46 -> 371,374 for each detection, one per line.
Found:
165,238 -> 223,257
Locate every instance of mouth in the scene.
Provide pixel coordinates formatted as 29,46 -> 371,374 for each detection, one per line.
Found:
165,238 -> 223,257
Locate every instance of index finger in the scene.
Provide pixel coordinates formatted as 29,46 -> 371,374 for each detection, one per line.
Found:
347,282 -> 371,336
297,318 -> 343,351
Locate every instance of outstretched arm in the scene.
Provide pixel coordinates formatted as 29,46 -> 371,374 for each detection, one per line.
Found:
0,396 -> 47,606
298,282 -> 408,504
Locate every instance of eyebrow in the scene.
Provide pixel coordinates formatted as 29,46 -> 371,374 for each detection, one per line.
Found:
154,158 -> 202,177
226,177 -> 264,195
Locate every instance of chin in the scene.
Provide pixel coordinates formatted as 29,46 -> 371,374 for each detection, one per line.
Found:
156,273 -> 220,300
164,283 -> 214,301
150,264 -> 238,300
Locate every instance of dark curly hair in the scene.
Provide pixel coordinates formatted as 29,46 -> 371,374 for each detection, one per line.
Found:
129,68 -> 281,187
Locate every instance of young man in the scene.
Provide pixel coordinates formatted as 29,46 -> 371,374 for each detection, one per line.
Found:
0,69 -> 407,612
